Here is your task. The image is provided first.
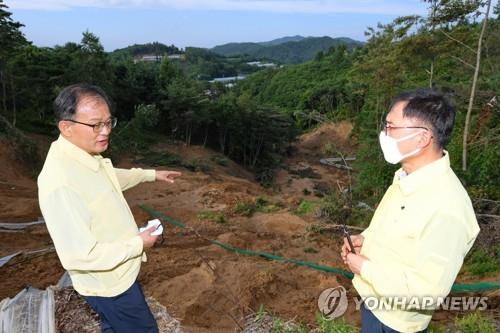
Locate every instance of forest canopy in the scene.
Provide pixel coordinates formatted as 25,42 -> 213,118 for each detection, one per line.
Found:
0,0 -> 498,202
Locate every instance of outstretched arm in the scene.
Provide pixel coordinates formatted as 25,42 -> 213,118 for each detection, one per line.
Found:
114,167 -> 156,191
114,168 -> 182,191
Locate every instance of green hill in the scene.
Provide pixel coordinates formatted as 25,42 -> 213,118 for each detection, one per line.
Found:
234,45 -> 355,111
211,36 -> 363,64
112,42 -> 181,55
211,42 -> 264,58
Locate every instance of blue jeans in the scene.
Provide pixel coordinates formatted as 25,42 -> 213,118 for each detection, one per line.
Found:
84,281 -> 158,333
361,303 -> 427,333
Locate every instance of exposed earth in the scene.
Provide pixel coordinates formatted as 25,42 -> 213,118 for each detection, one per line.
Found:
0,122 -> 498,332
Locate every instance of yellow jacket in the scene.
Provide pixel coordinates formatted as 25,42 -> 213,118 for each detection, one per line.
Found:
38,135 -> 155,296
353,152 -> 479,332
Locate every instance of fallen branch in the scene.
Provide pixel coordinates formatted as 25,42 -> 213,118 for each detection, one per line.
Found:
477,213 -> 500,219
450,55 -> 476,70
440,29 -> 477,54
474,198 -> 500,204
312,223 -> 365,232
0,220 -> 45,230
0,246 -> 55,268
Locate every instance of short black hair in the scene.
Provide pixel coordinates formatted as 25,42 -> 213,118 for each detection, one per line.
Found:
53,83 -> 112,122
390,88 -> 455,149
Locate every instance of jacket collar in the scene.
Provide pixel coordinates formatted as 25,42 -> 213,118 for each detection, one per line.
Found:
55,135 -> 102,172
393,151 -> 451,196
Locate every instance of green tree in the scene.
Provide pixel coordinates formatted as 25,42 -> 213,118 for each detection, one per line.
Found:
0,0 -> 29,125
73,31 -> 113,89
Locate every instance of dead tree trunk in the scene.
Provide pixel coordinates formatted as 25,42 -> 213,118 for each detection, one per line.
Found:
10,75 -> 16,128
462,0 -> 492,171
1,70 -> 7,115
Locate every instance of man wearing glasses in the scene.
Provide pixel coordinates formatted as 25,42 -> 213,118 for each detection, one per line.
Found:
38,83 -> 181,332
341,89 -> 479,332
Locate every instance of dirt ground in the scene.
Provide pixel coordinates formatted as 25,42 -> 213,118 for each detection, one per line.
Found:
0,122 -> 498,332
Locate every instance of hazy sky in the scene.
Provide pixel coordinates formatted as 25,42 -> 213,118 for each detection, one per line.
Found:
7,0 -> 429,51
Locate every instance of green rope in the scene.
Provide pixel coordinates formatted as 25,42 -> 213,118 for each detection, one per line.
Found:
451,282 -> 500,292
140,204 -> 499,292
209,239 -> 354,279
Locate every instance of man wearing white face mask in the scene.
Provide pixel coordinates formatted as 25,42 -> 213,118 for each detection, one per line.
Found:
340,89 -> 479,332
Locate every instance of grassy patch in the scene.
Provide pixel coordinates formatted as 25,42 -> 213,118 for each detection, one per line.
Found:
182,158 -> 212,172
250,306 -> 308,333
271,318 -> 308,333
455,312 -> 495,333
233,196 -> 282,217
315,313 -> 357,333
210,155 -> 229,166
428,312 -> 496,333
304,247 -> 319,254
247,308 -> 358,333
256,196 -> 282,213
427,322 -> 445,333
463,246 -> 500,276
234,202 -> 256,217
197,210 -> 226,224
293,200 -> 317,216
306,224 -> 323,234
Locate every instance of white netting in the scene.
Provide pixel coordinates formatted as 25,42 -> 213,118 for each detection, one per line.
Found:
1,276 -> 182,333
0,287 -> 55,333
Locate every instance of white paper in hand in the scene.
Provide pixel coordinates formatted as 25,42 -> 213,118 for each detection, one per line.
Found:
139,218 -> 163,236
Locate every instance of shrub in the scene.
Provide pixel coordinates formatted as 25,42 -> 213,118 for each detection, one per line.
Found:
293,200 -> 317,216
211,155 -> 229,166
233,196 -> 282,217
463,247 -> 500,276
316,313 -> 357,333
455,312 -> 495,333
197,211 -> 226,224
182,159 -> 212,172
234,202 -> 256,217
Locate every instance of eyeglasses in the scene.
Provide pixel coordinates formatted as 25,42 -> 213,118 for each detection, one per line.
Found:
381,121 -> 428,136
65,117 -> 117,133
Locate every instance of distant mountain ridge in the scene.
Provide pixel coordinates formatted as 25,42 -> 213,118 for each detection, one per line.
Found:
258,35 -> 306,46
109,36 -> 364,65
211,35 -> 363,64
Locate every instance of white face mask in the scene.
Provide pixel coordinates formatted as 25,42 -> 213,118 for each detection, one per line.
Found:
379,130 -> 423,164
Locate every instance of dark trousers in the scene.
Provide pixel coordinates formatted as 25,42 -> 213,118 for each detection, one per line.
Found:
84,281 -> 159,333
361,303 -> 427,333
